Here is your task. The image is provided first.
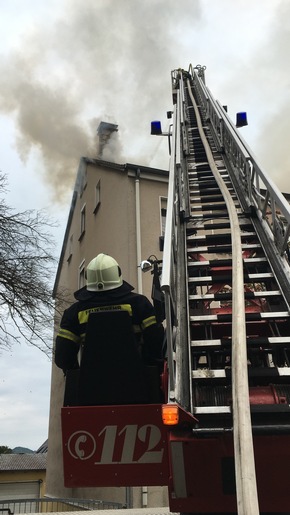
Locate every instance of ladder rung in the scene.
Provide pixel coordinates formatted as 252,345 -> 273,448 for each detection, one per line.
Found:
243,257 -> 268,263
278,368 -> 290,376
194,406 -> 231,414
189,186 -> 222,192
187,232 -> 257,242
192,367 -> 290,379
188,273 -> 274,284
191,204 -> 241,212
187,243 -> 261,253
189,212 -> 241,221
194,405 -> 290,415
191,336 -> 290,347
268,337 -> 290,343
190,312 -> 290,322
188,224 -> 251,232
188,169 -> 227,176
188,257 -> 267,267
191,339 -> 222,347
190,195 -> 234,203
189,291 -> 281,301
192,369 -> 227,379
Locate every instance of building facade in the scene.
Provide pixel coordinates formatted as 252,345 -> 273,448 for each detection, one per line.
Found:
46,155 -> 169,508
0,453 -> 47,501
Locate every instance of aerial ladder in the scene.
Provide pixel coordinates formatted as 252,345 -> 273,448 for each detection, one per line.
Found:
61,65 -> 290,514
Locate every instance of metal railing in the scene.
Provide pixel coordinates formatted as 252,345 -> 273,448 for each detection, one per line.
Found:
189,64 -> 290,310
192,65 -> 290,255
161,69 -> 201,405
0,498 -> 123,514
160,92 -> 178,400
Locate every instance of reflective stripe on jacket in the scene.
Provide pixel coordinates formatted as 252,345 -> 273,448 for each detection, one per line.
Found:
55,287 -> 163,371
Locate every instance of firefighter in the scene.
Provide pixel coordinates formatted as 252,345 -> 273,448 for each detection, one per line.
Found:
55,253 -> 164,373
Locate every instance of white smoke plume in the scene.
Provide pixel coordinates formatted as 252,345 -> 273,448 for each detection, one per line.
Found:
0,0 -> 289,201
0,0 -> 202,202
205,0 -> 290,194
251,1 -> 290,193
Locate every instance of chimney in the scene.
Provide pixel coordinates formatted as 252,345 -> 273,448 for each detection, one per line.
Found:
97,121 -> 118,158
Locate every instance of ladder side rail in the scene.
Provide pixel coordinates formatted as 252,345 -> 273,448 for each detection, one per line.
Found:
179,74 -> 189,158
188,63 -> 206,84
186,78 -> 260,515
179,74 -> 191,221
192,67 -> 209,118
207,100 -> 224,152
175,82 -> 192,410
201,81 -> 253,211
190,66 -> 226,154
174,225 -> 191,411
161,102 -> 179,400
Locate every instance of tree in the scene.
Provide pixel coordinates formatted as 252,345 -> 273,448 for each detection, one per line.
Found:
0,173 -> 59,355
0,446 -> 12,454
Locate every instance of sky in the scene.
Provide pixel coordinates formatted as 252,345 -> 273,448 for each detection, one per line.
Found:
0,0 -> 290,450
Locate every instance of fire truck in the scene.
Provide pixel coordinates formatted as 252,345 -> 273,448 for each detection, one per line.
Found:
61,65 -> 290,514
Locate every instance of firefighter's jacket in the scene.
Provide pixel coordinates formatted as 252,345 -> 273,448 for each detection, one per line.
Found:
55,281 -> 164,372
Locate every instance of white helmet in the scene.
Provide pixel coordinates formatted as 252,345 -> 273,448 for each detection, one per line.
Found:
86,253 -> 123,292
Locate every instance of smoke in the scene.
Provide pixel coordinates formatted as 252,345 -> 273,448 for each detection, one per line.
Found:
0,0 -> 202,202
2,0 -> 288,202
210,0 -> 290,193
0,51 -> 93,201
252,1 -> 290,193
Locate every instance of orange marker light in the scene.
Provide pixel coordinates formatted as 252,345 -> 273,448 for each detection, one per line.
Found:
162,404 -> 179,425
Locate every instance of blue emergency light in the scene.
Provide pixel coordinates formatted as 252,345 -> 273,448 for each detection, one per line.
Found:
151,120 -> 162,135
236,112 -> 248,128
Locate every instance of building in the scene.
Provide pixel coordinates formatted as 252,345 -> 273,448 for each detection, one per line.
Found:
46,135 -> 169,508
0,453 -> 47,501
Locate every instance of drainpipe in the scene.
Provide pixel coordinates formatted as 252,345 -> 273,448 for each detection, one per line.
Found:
135,169 -> 143,294
125,486 -> 132,508
142,486 -> 148,508
135,169 -> 148,507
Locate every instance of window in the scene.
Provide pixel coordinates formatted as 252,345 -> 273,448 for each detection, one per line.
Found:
94,180 -> 101,213
79,259 -> 85,289
67,234 -> 73,262
79,203 -> 86,240
159,197 -> 167,250
78,159 -> 87,196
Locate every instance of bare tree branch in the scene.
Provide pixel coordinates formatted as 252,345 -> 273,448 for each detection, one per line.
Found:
0,172 -> 65,356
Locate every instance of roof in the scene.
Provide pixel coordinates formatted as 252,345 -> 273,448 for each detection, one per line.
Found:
84,157 -> 169,179
36,439 -> 48,453
0,453 -> 47,471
